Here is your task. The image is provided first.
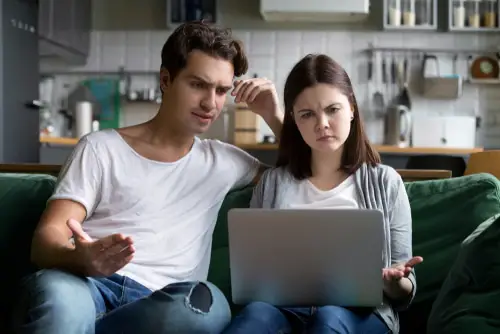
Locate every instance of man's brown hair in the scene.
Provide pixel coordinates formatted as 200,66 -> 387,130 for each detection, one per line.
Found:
161,21 -> 248,80
276,54 -> 380,180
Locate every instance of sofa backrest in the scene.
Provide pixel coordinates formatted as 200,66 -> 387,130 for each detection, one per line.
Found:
404,172 -> 500,303
0,173 -> 57,324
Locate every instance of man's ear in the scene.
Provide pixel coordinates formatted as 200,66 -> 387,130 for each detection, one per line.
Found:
160,68 -> 171,92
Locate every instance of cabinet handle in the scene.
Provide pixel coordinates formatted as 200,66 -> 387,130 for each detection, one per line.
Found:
25,100 -> 43,110
441,137 -> 447,144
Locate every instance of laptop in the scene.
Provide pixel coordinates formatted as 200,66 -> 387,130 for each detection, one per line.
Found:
227,208 -> 385,308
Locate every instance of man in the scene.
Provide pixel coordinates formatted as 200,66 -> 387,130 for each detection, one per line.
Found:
11,21 -> 283,334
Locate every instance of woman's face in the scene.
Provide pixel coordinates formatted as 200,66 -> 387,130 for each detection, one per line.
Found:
292,83 -> 354,154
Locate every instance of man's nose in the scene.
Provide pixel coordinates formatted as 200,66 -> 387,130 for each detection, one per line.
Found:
201,90 -> 216,110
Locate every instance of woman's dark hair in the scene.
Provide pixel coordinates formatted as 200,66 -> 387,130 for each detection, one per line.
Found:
276,54 -> 380,179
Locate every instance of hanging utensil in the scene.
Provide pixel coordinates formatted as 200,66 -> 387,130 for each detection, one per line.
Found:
397,54 -> 412,109
365,50 -> 374,118
373,53 -> 385,118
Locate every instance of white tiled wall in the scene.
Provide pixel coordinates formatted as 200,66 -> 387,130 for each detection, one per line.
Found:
43,29 -> 500,148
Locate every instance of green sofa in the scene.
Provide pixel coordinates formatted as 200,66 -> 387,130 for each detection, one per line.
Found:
1,172 -> 500,333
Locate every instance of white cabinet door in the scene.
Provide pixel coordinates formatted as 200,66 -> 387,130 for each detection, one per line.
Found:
411,115 -> 445,147
442,116 -> 476,148
411,115 -> 477,148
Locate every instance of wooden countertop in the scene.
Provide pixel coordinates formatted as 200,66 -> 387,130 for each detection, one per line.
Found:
40,136 -> 79,145
39,137 -> 484,155
237,143 -> 484,155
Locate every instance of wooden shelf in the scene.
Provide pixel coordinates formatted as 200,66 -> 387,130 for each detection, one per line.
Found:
467,78 -> 500,84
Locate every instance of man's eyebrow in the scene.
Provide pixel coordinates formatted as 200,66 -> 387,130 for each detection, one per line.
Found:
187,75 -> 232,90
187,74 -> 212,84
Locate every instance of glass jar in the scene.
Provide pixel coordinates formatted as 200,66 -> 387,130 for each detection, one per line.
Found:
388,0 -> 402,26
465,0 -> 481,28
415,0 -> 432,25
452,0 -> 466,27
483,0 -> 497,28
402,0 -> 416,26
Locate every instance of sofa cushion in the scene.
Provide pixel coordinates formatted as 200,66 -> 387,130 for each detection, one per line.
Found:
212,186 -> 253,250
0,174 -> 56,322
404,173 -> 500,304
209,186 -> 253,310
426,213 -> 500,334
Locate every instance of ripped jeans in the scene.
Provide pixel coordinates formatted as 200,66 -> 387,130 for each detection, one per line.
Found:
11,269 -> 231,334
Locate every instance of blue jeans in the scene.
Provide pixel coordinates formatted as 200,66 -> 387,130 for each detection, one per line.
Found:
11,269 -> 231,334
222,301 -> 390,334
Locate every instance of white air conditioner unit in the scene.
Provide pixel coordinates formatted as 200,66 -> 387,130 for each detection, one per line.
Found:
260,0 -> 370,22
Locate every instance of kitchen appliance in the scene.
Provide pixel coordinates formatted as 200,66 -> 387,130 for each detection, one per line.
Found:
0,0 -> 40,163
74,101 -> 94,138
421,53 -> 463,99
384,104 -> 412,147
260,0 -> 370,22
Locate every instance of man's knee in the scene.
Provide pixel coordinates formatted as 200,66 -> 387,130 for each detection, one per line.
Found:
185,281 -> 215,313
185,281 -> 231,329
154,281 -> 231,333
11,269 -> 95,331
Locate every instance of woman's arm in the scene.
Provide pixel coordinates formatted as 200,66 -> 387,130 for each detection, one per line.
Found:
385,177 -> 418,310
249,168 -> 271,208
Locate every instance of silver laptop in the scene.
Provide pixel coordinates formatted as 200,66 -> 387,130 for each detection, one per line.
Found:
227,208 -> 385,308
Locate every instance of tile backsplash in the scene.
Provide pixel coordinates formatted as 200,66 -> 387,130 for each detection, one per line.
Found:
42,29 -> 500,148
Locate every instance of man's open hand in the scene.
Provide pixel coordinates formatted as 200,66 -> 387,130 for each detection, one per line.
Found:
67,219 -> 135,277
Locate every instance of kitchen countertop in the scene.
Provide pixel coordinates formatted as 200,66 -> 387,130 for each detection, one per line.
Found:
40,137 -> 484,155
234,143 -> 484,155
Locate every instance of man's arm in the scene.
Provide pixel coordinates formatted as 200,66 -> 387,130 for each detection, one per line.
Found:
261,109 -> 284,141
31,200 -> 87,273
32,136 -> 102,274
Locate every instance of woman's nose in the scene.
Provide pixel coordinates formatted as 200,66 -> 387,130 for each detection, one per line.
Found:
316,115 -> 330,130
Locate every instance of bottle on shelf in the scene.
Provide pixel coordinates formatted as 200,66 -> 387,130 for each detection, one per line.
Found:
452,0 -> 466,28
388,0 -> 402,26
402,0 -> 416,26
465,0 -> 481,28
483,0 -> 498,28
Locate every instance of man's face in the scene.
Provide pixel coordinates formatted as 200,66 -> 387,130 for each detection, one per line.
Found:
161,50 -> 234,135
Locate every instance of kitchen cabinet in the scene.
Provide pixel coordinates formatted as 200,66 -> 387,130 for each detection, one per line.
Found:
448,0 -> 500,31
38,0 -> 91,65
383,0 -> 438,30
0,0 -> 40,163
412,115 -> 477,149
167,0 -> 219,27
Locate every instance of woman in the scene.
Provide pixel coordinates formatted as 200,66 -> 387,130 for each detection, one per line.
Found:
222,54 -> 423,334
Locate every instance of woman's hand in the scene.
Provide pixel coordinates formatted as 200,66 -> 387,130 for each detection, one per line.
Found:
382,256 -> 423,299
383,256 -> 423,282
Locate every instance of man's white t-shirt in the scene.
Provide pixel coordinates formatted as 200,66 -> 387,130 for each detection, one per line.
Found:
50,129 -> 260,291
